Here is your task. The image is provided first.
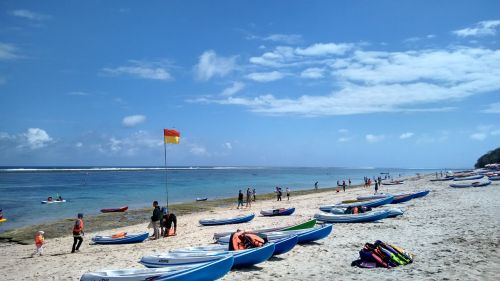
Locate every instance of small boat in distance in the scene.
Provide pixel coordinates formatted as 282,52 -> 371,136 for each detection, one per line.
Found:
101,206 -> 128,213
196,197 -> 208,202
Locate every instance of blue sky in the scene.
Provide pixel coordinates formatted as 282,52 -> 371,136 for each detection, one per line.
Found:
0,0 -> 499,168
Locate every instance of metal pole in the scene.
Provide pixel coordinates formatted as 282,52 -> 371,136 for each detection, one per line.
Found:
164,141 -> 169,209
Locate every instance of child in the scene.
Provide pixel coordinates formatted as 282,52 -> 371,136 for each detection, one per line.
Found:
32,231 -> 45,257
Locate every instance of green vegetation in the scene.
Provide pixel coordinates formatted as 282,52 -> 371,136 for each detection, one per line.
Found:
475,147 -> 500,168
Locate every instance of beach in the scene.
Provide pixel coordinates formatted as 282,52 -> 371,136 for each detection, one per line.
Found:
0,174 -> 498,280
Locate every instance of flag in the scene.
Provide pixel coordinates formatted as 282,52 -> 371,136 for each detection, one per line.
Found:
164,129 -> 180,144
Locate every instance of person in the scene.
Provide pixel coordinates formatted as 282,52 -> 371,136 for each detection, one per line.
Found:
348,178 -> 351,186
286,187 -> 290,200
150,201 -> 162,240
47,196 -> 53,202
237,190 -> 244,209
342,180 -> 346,192
246,188 -> 252,208
277,187 -> 282,201
58,195 -> 63,201
32,230 -> 45,257
374,181 -> 379,194
252,188 -> 256,202
314,181 -> 318,190
71,213 -> 84,253
162,209 -> 177,237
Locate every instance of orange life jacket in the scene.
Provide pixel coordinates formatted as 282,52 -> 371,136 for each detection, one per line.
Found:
73,219 -> 84,235
35,234 -> 44,246
230,231 -> 266,250
111,232 -> 126,238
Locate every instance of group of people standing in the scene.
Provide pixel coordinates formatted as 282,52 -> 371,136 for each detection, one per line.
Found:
275,186 -> 291,201
336,179 -> 351,192
150,201 -> 177,240
237,188 -> 256,209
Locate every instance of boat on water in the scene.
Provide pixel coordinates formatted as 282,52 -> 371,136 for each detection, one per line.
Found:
100,206 -> 128,213
196,197 -> 208,201
81,254 -> 234,281
260,207 -> 295,216
91,232 -> 149,244
199,213 -> 255,226
41,199 -> 66,204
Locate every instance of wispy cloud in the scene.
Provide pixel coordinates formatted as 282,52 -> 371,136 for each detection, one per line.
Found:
122,115 -> 146,127
246,71 -> 286,82
67,91 -> 90,96
295,43 -> 353,56
300,67 -> 324,79
189,144 -> 209,156
0,42 -> 21,60
400,132 -> 414,139
102,60 -> 173,81
482,102 -> 500,113
453,20 -> 500,37
221,82 -> 245,96
247,33 -> 303,45
365,134 -> 384,143
470,132 -> 487,141
194,50 -> 237,81
10,9 -> 51,21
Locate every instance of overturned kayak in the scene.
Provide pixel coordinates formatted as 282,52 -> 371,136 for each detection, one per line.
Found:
450,181 -> 491,188
314,210 -> 390,223
169,242 -> 275,268
81,254 -> 234,281
92,232 -> 148,244
140,251 -> 230,267
260,207 -> 295,216
100,206 -> 128,213
213,218 -> 316,240
199,213 -> 255,226
320,196 -> 394,211
411,190 -> 430,199
453,175 -> 484,181
391,193 -> 414,204
41,199 -> 66,204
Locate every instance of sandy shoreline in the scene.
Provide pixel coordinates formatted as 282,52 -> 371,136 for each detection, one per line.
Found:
0,174 -> 498,280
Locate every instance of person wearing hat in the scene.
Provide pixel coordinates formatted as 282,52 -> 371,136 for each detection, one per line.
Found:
161,208 -> 177,237
32,230 -> 45,257
71,213 -> 84,253
150,201 -> 162,240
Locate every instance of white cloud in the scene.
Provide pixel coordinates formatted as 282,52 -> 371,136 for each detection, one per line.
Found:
224,142 -> 232,149
96,131 -> 162,155
195,50 -> 236,81
337,137 -> 350,143
263,34 -> 302,44
295,43 -> 353,56
249,46 -> 296,67
300,67 -> 324,79
76,142 -> 83,148
10,9 -> 51,21
68,91 -> 90,96
102,60 -> 172,81
338,129 -> 349,134
0,43 -> 21,60
246,71 -> 286,82
221,82 -> 245,96
482,102 -> 500,113
470,133 -> 487,141
23,128 -> 53,149
190,144 -> 209,156
365,134 -> 384,143
453,20 -> 500,37
122,115 -> 146,127
400,132 -> 414,139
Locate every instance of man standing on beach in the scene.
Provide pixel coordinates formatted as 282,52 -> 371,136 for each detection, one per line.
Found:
237,190 -> 244,209
342,180 -> 346,192
314,181 -> 318,190
252,188 -> 256,201
246,188 -> 252,208
375,181 -> 379,194
286,187 -> 290,200
150,201 -> 162,240
71,213 -> 84,253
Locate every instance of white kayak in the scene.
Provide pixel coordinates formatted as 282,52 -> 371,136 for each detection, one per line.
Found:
41,200 -> 66,204
140,251 -> 230,268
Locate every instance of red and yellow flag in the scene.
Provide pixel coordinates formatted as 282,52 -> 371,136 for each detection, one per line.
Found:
164,129 -> 180,144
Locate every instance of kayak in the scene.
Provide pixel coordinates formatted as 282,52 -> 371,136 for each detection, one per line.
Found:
199,213 -> 255,226
411,190 -> 430,199
453,175 -> 484,181
100,206 -> 128,213
327,207 -> 404,218
212,219 -> 316,240
430,177 -> 454,181
196,198 -> 208,201
450,181 -> 491,188
314,210 -> 390,223
140,252 -> 230,267
391,193 -> 414,204
169,242 -> 275,268
92,232 -> 149,244
381,181 -> 404,185
489,176 -> 500,181
41,200 -> 66,204
260,207 -> 295,216
81,254 -> 234,281
0,218 -> 6,223
320,195 -> 394,211
356,194 -> 390,201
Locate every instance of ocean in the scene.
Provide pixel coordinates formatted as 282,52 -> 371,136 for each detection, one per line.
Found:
0,166 -> 442,232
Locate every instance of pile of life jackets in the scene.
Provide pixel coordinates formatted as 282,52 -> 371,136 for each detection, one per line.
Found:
228,231 -> 268,251
351,240 -> 413,268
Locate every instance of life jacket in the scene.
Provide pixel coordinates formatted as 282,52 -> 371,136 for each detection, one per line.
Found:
111,232 -> 126,238
73,219 -> 84,235
35,234 -> 44,246
229,231 -> 267,251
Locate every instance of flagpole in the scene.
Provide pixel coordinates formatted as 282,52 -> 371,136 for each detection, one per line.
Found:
164,141 -> 169,209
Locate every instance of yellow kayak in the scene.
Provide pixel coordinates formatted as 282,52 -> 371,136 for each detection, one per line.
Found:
0,218 -> 7,223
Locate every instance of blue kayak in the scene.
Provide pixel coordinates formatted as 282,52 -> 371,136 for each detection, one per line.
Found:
81,254 -> 234,281
199,213 -> 255,226
489,176 -> 500,181
314,210 -> 390,223
391,193 -> 414,204
411,190 -> 430,199
169,242 -> 275,268
292,223 -> 333,243
320,195 -> 394,211
260,207 -> 295,216
91,232 -> 148,245
453,175 -> 484,181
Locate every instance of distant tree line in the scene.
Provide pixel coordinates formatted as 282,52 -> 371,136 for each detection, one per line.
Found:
475,147 -> 500,168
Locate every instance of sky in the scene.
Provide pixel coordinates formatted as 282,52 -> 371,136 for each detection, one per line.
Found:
0,0 -> 499,168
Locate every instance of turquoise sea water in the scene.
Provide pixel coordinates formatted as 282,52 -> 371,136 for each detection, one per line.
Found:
0,166 -> 442,232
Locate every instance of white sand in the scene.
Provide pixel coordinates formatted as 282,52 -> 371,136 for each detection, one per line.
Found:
0,175 -> 499,280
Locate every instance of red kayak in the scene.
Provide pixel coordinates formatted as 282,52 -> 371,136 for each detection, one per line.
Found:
100,206 -> 128,213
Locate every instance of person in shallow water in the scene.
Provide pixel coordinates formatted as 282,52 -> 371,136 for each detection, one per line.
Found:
71,213 -> 84,253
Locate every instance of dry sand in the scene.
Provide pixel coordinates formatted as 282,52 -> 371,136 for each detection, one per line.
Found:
0,174 -> 499,280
